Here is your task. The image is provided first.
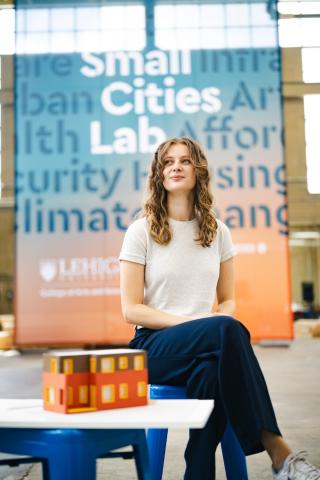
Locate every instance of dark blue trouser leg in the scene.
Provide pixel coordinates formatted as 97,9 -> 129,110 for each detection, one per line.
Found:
129,316 -> 281,480
183,359 -> 226,480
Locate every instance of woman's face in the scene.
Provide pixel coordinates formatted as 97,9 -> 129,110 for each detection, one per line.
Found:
162,143 -> 196,194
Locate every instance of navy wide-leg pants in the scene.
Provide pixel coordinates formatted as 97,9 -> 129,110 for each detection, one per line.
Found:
129,316 -> 281,480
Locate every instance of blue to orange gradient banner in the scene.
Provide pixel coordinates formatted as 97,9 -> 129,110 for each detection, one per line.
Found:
14,0 -> 292,345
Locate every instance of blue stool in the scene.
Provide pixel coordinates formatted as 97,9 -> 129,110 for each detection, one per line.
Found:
147,385 -> 248,480
0,428 -> 152,480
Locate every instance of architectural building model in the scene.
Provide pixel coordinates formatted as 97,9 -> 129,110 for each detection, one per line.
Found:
43,349 -> 148,413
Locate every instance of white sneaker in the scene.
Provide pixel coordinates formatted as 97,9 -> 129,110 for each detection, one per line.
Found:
272,451 -> 320,480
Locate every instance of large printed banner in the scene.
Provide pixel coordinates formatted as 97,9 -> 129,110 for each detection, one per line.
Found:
15,21 -> 292,344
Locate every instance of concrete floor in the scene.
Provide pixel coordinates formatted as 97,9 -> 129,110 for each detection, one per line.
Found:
0,333 -> 319,480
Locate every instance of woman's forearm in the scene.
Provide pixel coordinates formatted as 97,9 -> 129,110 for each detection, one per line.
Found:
124,300 -> 236,329
215,299 -> 236,316
124,303 -> 192,330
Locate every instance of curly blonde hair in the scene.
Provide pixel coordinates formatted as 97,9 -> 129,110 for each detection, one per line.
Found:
141,137 -> 218,247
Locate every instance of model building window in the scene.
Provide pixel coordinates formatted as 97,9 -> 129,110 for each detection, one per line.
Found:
59,389 -> 64,405
79,385 -> 88,404
50,358 -> 58,373
63,358 -> 74,374
90,357 -> 96,373
119,383 -> 129,399
118,356 -> 128,370
133,355 -> 144,370
67,386 -> 73,406
101,357 -> 115,373
137,381 -> 147,397
101,385 -> 115,403
45,386 -> 55,404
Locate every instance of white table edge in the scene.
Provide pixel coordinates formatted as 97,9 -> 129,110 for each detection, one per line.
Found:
0,399 -> 214,430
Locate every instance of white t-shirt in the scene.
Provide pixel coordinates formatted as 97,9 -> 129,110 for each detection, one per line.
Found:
119,217 -> 235,320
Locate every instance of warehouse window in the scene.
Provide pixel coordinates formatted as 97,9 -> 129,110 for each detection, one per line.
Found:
155,2 -> 277,49
0,57 -> 2,200
0,4 -> 145,54
302,47 -> 320,82
278,1 -> 320,49
0,7 -> 14,55
304,95 -> 320,194
17,5 -> 145,53
1,2 -> 320,53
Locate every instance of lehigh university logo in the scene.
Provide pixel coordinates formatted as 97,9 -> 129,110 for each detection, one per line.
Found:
39,260 -> 57,283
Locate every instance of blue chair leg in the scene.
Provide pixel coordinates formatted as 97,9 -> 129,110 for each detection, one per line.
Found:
42,459 -> 50,480
221,422 -> 248,480
147,428 -> 168,480
45,451 -> 96,480
133,430 -> 153,480
148,385 -> 248,480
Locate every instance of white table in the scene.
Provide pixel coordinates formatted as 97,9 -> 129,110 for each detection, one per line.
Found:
0,398 -> 213,480
0,398 -> 213,429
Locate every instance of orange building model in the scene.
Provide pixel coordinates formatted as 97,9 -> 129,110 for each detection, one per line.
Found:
43,349 -> 148,414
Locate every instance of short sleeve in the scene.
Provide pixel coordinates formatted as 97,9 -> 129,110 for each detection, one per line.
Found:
119,218 -> 147,265
218,220 -> 236,263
